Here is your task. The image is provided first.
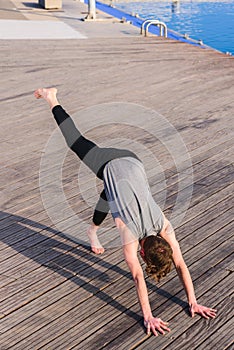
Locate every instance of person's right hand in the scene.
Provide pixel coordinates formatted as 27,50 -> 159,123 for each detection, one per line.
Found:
144,317 -> 171,336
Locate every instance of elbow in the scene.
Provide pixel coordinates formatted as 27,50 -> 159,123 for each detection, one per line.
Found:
132,271 -> 145,286
175,260 -> 189,277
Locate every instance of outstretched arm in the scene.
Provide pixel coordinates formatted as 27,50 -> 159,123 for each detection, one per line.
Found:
123,240 -> 170,336
160,220 -> 217,319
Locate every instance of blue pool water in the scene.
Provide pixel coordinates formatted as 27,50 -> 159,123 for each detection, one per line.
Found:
113,1 -> 234,54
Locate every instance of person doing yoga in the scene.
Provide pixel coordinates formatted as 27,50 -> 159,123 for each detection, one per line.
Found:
35,88 -> 217,336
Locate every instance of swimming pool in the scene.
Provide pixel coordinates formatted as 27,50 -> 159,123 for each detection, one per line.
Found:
113,1 -> 234,54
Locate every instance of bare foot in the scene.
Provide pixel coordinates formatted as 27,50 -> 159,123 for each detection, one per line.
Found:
87,226 -> 105,254
34,87 -> 57,99
34,88 -> 59,109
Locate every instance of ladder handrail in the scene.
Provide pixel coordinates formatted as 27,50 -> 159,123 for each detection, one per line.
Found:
141,19 -> 159,34
146,21 -> 168,38
141,19 -> 168,38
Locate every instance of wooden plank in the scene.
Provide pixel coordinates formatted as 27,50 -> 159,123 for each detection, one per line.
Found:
0,214 -> 52,243
0,273 -> 16,289
164,164 -> 233,219
0,186 -> 232,320
0,259 -> 132,347
36,144 -> 234,239
0,118 -> 229,196
1,85 -> 232,215
0,257 -> 130,335
160,297 -> 233,350
0,231 -> 77,277
113,265 -> 234,350
1,133 -> 232,242
77,226 -> 234,346
1,193 -> 231,294
134,283 -> 233,350
4,223 -> 232,349
0,230 -> 60,262
194,317 -> 234,350
1,175 -> 232,249
1,246 -> 126,320
0,29 -> 233,350
1,143 -> 229,252
57,256 -> 234,350
178,205 -> 233,247
0,245 -> 124,319
0,197 -> 230,336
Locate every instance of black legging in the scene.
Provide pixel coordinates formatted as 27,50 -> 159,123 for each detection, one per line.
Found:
52,105 -> 140,225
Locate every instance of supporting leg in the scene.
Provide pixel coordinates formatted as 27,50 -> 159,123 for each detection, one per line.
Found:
87,223 -> 105,254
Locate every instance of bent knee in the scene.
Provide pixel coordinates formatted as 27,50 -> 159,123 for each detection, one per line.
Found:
115,217 -> 126,230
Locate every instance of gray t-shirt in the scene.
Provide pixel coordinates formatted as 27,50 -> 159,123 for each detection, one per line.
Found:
103,157 -> 164,242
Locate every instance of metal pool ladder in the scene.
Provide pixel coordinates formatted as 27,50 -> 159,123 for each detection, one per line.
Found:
141,20 -> 168,38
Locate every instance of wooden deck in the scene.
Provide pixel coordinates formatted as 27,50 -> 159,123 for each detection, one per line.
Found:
1,25 -> 234,350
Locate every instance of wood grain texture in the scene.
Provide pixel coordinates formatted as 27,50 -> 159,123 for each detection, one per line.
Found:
0,30 -> 233,350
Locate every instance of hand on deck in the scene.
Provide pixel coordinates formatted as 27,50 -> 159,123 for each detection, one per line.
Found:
144,317 -> 170,336
189,303 -> 217,319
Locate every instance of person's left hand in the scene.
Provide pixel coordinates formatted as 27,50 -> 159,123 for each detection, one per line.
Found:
189,303 -> 217,319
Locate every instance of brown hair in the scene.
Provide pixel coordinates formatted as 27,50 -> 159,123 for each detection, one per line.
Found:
143,236 -> 173,282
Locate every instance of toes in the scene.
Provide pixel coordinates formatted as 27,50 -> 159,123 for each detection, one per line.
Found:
91,247 -> 105,254
34,90 -> 42,99
91,247 -> 98,254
